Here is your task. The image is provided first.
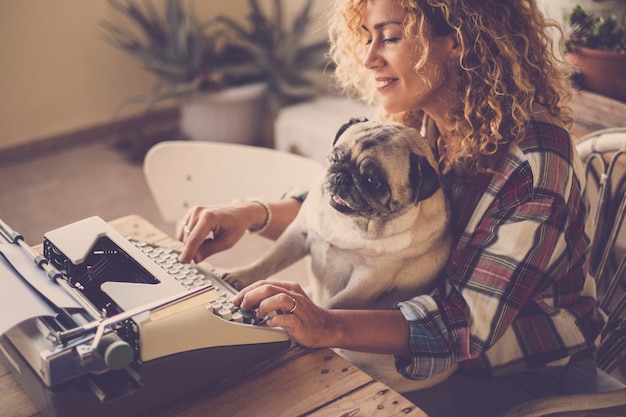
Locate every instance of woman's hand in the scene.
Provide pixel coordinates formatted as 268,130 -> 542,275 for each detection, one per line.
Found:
177,198 -> 304,264
232,280 -> 342,349
177,202 -> 258,264
233,280 -> 412,355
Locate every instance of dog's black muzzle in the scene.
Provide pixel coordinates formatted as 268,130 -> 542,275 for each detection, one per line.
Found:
328,172 -> 356,214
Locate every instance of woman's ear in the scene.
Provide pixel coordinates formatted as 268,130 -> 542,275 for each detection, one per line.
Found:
446,32 -> 461,59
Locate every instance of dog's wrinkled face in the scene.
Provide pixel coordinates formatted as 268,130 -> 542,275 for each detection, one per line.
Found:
326,118 -> 440,220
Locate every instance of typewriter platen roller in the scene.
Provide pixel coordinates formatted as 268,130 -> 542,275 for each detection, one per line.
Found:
0,216 -> 290,417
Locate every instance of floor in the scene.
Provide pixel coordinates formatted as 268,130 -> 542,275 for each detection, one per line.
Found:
0,140 -> 174,245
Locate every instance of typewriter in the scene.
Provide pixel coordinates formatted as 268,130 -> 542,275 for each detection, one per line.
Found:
0,216 -> 291,417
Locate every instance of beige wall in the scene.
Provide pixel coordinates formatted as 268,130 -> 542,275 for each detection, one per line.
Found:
0,0 -> 330,152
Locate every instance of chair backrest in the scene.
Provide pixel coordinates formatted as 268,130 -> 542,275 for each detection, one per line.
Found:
143,140 -> 326,282
578,129 -> 626,290
576,127 -> 626,375
144,141 -> 326,223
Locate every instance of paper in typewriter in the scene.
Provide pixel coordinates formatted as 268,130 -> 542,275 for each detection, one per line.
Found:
0,243 -> 81,334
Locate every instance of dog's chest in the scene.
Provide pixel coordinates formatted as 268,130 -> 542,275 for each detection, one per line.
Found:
306,233 -> 360,291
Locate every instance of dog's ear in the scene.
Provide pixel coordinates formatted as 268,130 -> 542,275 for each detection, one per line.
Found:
409,153 -> 441,204
333,117 -> 369,146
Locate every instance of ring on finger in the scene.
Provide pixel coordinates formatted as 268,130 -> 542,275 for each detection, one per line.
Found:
183,224 -> 191,235
286,296 -> 297,314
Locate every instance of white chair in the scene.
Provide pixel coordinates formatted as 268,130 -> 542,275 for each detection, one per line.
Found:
500,127 -> 626,417
143,140 -> 326,284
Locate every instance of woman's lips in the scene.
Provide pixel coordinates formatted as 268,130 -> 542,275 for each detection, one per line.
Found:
375,77 -> 397,90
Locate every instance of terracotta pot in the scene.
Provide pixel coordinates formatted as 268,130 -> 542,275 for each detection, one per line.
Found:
566,46 -> 626,102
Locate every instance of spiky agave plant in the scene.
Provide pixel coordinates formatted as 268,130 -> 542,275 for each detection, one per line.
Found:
101,0 -> 265,107
215,0 -> 333,107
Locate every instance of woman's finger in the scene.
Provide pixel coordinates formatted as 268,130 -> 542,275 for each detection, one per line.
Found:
176,205 -> 203,243
178,208 -> 220,262
176,212 -> 192,242
233,280 -> 303,307
256,291 -> 300,318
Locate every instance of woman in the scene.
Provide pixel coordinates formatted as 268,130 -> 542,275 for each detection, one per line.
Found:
178,1 -> 606,416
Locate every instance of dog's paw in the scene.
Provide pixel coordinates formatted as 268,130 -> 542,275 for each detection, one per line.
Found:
222,269 -> 258,291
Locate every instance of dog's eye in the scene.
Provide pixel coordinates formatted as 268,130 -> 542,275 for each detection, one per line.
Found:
366,175 -> 381,189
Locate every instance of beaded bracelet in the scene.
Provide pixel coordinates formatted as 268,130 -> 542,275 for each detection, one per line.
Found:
247,199 -> 272,234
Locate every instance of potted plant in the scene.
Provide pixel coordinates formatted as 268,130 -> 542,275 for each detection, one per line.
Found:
180,0 -> 332,147
101,0 -> 270,145
214,0 -> 332,109
207,0 -> 333,147
102,0 -> 331,146
564,2 -> 626,102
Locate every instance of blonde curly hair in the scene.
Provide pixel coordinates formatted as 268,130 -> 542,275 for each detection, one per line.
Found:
328,0 -> 573,173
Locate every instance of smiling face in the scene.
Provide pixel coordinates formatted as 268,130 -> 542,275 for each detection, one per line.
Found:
360,0 -> 458,120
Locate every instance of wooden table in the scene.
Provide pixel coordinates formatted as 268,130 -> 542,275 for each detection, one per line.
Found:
570,90 -> 626,141
0,215 -> 427,417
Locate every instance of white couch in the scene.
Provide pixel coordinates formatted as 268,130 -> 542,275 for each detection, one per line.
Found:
275,96 -> 375,164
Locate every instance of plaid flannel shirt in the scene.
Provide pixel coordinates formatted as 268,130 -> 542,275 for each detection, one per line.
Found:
395,119 -> 606,379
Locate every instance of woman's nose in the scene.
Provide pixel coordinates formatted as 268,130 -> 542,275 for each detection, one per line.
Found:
362,43 -> 384,69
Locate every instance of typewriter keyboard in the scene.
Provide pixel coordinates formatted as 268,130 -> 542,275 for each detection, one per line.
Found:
128,239 -> 259,324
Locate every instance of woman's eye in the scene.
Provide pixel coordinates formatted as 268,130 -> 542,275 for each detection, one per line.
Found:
365,37 -> 399,46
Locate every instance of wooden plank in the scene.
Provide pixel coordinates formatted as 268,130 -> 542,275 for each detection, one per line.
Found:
109,214 -> 172,246
164,349 -> 374,417
570,91 -> 626,141
0,373 -> 41,417
0,344 -> 42,417
308,381 -> 428,417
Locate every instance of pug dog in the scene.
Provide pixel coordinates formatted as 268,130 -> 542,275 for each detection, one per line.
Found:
224,118 -> 455,392
225,118 -> 450,308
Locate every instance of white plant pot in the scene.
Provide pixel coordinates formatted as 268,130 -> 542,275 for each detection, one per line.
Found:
180,82 -> 268,145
